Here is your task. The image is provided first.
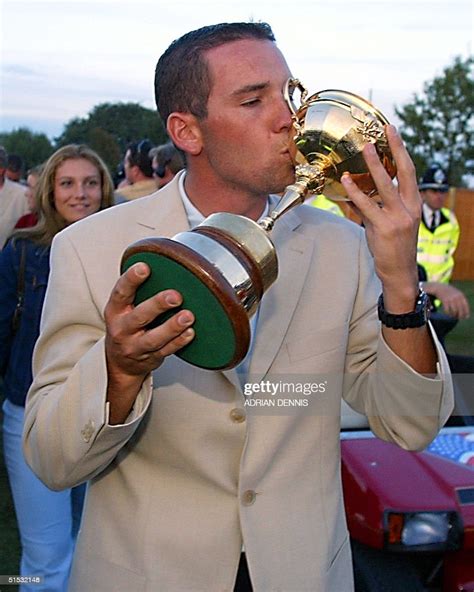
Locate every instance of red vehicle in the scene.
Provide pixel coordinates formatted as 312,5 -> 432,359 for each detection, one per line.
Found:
341,403 -> 474,592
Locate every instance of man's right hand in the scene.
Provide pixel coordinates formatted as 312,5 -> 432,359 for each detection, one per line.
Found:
104,262 -> 195,424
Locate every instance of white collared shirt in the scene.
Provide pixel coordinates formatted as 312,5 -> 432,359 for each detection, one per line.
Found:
422,202 -> 440,231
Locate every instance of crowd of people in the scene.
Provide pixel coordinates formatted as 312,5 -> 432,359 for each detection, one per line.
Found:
0,19 -> 469,592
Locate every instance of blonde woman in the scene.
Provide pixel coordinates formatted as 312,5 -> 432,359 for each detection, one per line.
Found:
0,145 -> 114,591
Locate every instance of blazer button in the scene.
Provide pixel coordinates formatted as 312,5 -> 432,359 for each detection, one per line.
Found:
230,408 -> 246,423
81,419 -> 95,443
242,490 -> 257,506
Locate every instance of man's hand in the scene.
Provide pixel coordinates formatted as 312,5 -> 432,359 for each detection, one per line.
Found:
422,281 -> 471,319
342,126 -> 437,375
104,262 -> 195,424
342,125 -> 421,313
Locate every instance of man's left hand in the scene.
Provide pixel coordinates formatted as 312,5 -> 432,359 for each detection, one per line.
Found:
342,125 -> 421,312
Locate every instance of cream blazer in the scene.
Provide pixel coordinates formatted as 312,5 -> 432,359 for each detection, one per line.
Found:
23,172 -> 453,591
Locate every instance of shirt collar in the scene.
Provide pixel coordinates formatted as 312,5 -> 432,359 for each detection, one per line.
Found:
422,202 -> 440,224
178,171 -> 270,228
423,202 -> 437,218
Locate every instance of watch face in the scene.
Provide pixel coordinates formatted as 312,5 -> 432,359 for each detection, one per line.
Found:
419,291 -> 431,323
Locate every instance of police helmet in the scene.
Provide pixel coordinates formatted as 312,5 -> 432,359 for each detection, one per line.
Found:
418,164 -> 449,192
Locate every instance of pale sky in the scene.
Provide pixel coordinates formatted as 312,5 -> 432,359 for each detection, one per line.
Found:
1,0 -> 473,140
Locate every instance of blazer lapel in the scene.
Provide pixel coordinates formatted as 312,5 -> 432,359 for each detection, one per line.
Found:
222,367 -> 245,392
246,209 -> 314,383
134,171 -> 190,238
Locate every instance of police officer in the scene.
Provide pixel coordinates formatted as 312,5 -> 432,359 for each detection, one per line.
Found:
417,164 -> 470,342
417,163 -> 459,284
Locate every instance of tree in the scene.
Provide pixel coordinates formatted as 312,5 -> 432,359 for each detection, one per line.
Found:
395,55 -> 473,187
0,128 -> 54,172
55,103 -> 168,175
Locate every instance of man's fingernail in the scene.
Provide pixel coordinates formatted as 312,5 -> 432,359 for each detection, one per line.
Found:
135,263 -> 149,277
341,173 -> 352,185
166,293 -> 180,306
178,313 -> 193,326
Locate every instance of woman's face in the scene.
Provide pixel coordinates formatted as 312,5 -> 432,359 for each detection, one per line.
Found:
53,158 -> 102,224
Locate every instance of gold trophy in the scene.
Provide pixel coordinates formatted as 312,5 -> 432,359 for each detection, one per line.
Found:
121,78 -> 396,370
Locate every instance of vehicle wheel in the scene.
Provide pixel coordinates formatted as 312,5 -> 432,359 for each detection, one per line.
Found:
351,539 -> 426,592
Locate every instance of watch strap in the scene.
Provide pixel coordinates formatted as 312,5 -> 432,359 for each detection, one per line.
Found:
377,289 -> 430,329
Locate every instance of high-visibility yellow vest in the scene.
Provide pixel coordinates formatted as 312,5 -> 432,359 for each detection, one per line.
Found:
309,194 -> 345,217
417,208 -> 459,283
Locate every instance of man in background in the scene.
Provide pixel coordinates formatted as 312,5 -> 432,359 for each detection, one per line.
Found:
149,141 -> 185,189
115,139 -> 157,201
417,163 -> 470,337
0,146 -> 28,249
417,163 -> 459,285
6,154 -> 25,183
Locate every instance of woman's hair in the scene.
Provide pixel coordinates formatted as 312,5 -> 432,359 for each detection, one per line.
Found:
17,145 -> 114,245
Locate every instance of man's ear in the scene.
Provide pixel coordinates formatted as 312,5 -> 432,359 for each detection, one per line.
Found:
167,112 -> 203,156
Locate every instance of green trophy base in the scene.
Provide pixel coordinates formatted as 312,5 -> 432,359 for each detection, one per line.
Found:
121,238 -> 251,370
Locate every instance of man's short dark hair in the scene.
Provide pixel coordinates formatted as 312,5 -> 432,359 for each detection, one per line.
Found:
154,22 -> 275,126
127,139 -> 154,178
149,142 -> 185,176
7,154 -> 24,174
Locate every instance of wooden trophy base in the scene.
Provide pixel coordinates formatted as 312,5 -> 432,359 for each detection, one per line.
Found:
121,238 -> 251,370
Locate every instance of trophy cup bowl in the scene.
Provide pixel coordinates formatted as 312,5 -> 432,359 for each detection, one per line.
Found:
284,79 -> 397,203
121,78 -> 396,370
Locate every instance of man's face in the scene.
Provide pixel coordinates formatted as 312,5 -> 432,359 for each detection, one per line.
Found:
123,150 -> 134,183
196,39 -> 295,198
421,188 -> 448,211
6,169 -> 21,182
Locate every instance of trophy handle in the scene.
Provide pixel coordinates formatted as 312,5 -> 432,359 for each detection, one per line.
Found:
284,78 -> 308,116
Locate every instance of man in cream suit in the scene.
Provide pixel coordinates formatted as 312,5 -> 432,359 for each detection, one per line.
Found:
24,22 -> 453,592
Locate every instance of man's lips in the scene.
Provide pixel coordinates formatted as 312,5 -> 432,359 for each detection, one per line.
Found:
280,141 -> 297,164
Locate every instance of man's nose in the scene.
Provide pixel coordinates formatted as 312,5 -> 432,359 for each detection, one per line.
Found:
274,95 -> 293,132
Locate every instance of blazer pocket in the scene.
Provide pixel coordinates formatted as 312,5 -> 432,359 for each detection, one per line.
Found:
70,552 -> 146,592
286,324 -> 348,363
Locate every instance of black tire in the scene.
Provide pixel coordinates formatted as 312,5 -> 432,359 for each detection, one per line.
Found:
351,539 -> 426,592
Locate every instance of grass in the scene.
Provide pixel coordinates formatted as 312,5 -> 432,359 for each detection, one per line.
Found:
0,283 -> 472,582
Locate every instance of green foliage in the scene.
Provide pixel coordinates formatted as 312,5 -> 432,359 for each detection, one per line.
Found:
0,128 -> 54,173
55,102 -> 168,175
395,55 -> 474,186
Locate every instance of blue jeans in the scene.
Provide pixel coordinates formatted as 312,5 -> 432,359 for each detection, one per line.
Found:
2,399 -> 86,592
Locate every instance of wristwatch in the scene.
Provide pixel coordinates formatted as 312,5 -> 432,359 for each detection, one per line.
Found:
377,289 -> 430,329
